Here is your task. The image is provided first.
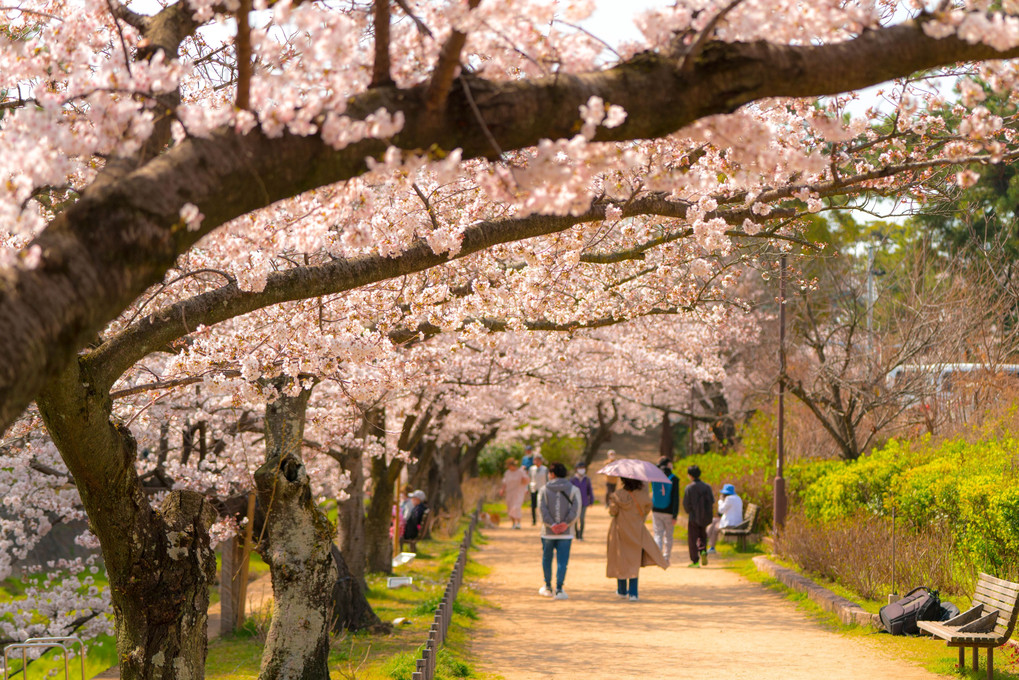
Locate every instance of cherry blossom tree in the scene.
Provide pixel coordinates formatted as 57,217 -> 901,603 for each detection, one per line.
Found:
5,1 -> 1019,679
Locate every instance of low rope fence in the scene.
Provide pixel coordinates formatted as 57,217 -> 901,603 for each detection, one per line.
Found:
412,497 -> 484,680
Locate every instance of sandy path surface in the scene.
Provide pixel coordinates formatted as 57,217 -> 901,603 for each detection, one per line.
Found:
472,505 -> 944,680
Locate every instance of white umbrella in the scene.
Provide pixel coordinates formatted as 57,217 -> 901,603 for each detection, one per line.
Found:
597,458 -> 671,484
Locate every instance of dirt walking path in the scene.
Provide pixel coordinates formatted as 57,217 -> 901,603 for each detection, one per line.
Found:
472,505 -> 944,680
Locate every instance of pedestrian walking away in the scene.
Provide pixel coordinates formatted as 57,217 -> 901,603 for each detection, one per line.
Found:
606,477 -> 668,601
681,465 -> 713,567
500,458 -> 530,530
649,457 -> 679,562
603,449 -> 619,505
707,483 -> 744,552
528,454 -> 549,526
570,462 -> 595,540
537,462 -> 582,600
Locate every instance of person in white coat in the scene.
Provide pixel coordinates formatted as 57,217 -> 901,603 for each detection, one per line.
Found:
707,483 -> 744,553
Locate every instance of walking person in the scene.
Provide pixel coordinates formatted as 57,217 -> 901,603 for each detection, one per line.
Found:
606,477 -> 669,601
570,462 -> 594,540
521,444 -> 535,472
682,465 -> 714,567
537,463 -> 582,599
603,449 -> 619,505
499,458 -> 530,529
707,483 -> 744,552
528,454 -> 549,526
649,457 -> 679,562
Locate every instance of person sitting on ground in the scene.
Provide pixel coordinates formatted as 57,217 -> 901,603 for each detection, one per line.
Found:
570,462 -> 594,540
706,483 -> 744,553
606,477 -> 669,601
402,490 -> 428,551
537,462 -> 582,600
650,457 -> 680,562
681,465 -> 714,567
528,454 -> 549,526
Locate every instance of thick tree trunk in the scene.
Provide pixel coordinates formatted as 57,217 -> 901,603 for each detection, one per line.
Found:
335,445 -> 367,584
328,543 -> 384,633
219,536 -> 245,635
364,455 -> 402,574
658,411 -> 674,462
38,364 -> 216,680
581,401 -> 618,467
254,381 -> 337,680
438,443 -> 464,511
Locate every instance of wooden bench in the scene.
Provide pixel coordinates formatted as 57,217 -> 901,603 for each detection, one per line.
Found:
720,502 -> 759,551
917,572 -> 1019,680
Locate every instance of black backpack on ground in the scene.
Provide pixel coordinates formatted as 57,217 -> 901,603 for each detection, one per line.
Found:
879,586 -> 941,635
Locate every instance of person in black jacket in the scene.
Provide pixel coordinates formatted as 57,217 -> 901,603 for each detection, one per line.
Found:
402,490 -> 428,551
681,465 -> 714,567
650,457 -> 679,562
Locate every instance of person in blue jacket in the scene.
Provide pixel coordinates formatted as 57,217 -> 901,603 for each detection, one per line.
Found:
649,457 -> 680,563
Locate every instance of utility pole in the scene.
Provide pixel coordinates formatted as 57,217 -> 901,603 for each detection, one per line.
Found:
774,254 -> 788,531
866,242 -> 876,354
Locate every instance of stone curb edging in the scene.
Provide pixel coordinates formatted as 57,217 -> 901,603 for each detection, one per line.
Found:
752,555 -> 880,628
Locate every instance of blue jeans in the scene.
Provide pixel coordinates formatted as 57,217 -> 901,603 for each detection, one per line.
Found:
617,578 -> 638,597
541,538 -> 572,590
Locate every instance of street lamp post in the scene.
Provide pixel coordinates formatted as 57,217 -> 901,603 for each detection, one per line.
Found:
774,254 -> 788,531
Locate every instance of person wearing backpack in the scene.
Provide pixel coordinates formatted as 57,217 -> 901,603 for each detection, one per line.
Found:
650,457 -> 680,562
537,462 -> 582,600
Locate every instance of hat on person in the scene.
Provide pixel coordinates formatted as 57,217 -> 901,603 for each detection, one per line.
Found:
412,490 -> 427,501
687,465 -> 701,479
721,483 -> 736,495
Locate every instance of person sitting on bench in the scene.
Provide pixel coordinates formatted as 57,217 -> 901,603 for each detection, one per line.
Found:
402,490 -> 428,551
707,483 -> 743,553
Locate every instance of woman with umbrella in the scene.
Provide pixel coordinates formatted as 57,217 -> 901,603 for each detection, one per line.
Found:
600,458 -> 670,601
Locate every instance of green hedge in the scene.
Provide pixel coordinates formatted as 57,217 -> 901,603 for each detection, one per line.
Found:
800,434 -> 1019,579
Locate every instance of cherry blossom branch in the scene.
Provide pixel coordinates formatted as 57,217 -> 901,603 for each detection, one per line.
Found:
105,0 -> 133,78
393,0 -> 433,37
387,307 -> 686,344
9,14 -> 1019,432
424,0 -> 481,114
680,0 -> 745,73
371,0 -> 394,88
110,369 -> 242,400
235,0 -> 253,110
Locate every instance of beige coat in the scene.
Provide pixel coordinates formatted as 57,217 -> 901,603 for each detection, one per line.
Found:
605,487 -> 669,579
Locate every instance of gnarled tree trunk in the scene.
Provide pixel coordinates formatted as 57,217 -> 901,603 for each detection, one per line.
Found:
254,380 -> 336,680
38,363 -> 217,680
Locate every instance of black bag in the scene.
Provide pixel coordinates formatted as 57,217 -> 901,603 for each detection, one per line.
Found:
939,601 -> 960,621
879,586 -> 941,635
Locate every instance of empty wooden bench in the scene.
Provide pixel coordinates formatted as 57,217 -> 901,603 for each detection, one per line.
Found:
917,572 -> 1019,680
720,502 -> 759,551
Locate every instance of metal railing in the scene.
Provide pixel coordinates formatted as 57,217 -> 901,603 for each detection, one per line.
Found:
411,498 -> 483,680
3,636 -> 85,679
